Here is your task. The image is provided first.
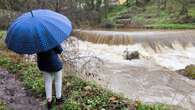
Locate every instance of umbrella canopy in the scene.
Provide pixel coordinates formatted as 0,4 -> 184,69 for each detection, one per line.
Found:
5,9 -> 72,54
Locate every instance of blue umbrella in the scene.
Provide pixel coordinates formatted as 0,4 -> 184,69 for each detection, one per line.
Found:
5,9 -> 72,54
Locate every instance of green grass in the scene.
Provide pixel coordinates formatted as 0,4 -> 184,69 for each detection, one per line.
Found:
105,2 -> 195,29
0,52 -> 45,97
136,102 -> 168,110
146,23 -> 195,29
0,31 -> 5,38
105,5 -> 129,22
135,5 -> 173,24
0,101 -> 6,110
0,31 -> 6,49
62,76 -> 129,110
188,4 -> 195,18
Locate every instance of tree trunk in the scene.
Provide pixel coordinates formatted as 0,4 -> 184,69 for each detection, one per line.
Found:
156,0 -> 161,16
55,0 -> 60,12
136,0 -> 150,6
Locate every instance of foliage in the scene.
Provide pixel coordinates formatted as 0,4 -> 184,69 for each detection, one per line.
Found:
62,76 -> 127,110
184,64 -> 195,79
21,63 -> 45,96
0,101 -> 6,110
125,0 -> 136,7
136,101 -> 168,110
105,0 -> 195,29
106,5 -> 129,22
0,0 -> 110,28
78,0 -> 104,11
0,0 -> 40,12
145,23 -> 195,29
0,31 -> 6,49
188,4 -> 195,18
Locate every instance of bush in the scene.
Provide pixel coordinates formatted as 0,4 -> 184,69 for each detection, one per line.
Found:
101,20 -> 114,28
0,16 -> 10,30
184,64 -> 195,79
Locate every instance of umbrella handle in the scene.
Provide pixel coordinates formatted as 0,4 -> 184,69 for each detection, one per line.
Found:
30,11 -> 34,17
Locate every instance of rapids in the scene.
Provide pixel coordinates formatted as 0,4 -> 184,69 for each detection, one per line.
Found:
78,37 -> 195,70
72,29 -> 195,110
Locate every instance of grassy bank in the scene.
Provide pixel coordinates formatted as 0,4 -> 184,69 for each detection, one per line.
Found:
105,3 -> 195,29
0,51 -> 174,110
0,31 -> 181,110
146,23 -> 195,29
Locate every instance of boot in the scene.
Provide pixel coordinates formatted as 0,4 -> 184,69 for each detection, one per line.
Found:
56,96 -> 65,105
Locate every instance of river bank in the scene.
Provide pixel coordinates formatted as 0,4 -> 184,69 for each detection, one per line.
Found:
1,29 -> 194,109
0,30 -> 177,109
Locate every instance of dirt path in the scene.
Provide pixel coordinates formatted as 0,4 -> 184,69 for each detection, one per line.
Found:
0,67 -> 43,110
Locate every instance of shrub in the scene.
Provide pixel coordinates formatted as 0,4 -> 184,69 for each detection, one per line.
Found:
184,64 -> 195,79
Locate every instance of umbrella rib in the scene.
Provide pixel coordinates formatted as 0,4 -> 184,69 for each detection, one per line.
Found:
6,18 -> 29,45
39,17 -> 71,41
40,16 -> 71,29
42,17 -> 72,36
36,19 -> 59,51
33,25 -> 42,53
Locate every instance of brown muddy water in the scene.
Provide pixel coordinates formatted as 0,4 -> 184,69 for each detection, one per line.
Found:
73,29 -> 195,50
72,29 -> 195,110
73,29 -> 195,70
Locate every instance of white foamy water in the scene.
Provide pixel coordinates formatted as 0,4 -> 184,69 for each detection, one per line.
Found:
74,36 -> 195,110
78,40 -> 195,70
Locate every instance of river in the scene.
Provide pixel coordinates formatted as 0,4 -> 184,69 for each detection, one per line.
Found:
72,29 -> 195,110
75,29 -> 195,70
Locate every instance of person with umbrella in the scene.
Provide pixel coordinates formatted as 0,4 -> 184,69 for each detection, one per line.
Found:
5,9 -> 72,109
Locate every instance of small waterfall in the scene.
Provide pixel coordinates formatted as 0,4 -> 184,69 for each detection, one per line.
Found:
73,30 -> 195,51
73,30 -> 195,70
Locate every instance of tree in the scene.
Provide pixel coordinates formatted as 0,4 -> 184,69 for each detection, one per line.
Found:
136,0 -> 150,6
178,0 -> 189,16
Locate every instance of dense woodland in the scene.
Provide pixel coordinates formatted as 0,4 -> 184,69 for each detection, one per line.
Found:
0,0 -> 195,29
0,0 -> 110,29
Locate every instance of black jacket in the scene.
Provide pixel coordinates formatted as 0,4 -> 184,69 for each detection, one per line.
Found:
37,45 -> 63,72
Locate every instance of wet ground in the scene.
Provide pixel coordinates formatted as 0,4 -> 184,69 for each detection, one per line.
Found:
0,68 -> 43,110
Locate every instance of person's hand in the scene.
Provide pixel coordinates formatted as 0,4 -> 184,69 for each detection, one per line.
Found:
53,45 -> 63,54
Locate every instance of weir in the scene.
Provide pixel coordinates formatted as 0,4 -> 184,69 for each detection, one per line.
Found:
73,30 -> 195,51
